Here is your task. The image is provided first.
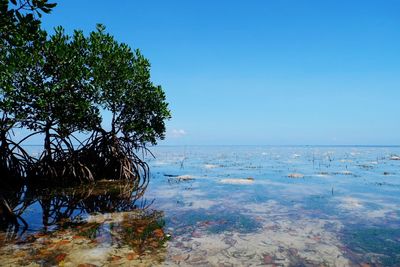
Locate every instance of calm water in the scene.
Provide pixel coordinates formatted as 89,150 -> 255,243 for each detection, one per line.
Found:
1,146 -> 400,266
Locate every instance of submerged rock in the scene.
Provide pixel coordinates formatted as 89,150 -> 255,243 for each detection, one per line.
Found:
287,173 -> 304,179
177,175 -> 195,181
0,210 -> 168,267
334,171 -> 353,176
219,178 -> 254,184
166,174 -> 195,183
204,164 -> 219,169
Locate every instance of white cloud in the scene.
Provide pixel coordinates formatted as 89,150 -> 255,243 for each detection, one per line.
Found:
169,129 -> 187,138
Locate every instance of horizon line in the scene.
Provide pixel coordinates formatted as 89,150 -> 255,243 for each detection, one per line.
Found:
20,144 -> 400,147
155,144 -> 400,147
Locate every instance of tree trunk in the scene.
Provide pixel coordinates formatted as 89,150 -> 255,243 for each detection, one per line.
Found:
44,121 -> 52,159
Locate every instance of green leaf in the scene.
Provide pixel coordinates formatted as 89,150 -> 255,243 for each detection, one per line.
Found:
44,3 -> 57,8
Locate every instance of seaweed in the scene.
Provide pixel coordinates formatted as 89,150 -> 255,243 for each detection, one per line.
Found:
342,227 -> 400,266
169,208 -> 262,235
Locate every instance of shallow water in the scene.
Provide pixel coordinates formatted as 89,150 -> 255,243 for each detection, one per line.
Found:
1,146 -> 400,266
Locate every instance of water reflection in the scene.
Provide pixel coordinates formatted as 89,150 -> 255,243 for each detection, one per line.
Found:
0,182 -> 31,239
0,179 -> 170,266
1,179 -> 148,238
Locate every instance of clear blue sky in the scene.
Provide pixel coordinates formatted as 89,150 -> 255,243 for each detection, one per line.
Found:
41,0 -> 400,145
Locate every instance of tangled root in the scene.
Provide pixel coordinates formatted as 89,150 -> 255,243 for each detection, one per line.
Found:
1,128 -> 152,235
0,138 -> 32,184
79,132 -> 149,190
27,134 -> 94,185
27,132 -> 149,191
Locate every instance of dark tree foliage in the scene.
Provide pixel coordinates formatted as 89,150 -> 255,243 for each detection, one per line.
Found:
0,1 -> 171,185
20,27 -> 101,154
0,0 -> 56,182
0,0 -> 57,228
0,0 -> 56,43
88,25 -> 171,147
78,25 -> 171,182
20,28 -> 103,182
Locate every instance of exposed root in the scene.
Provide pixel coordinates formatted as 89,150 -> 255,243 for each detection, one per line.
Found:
78,132 -> 149,191
21,131 -> 150,203
0,137 -> 32,184
28,134 -> 95,184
